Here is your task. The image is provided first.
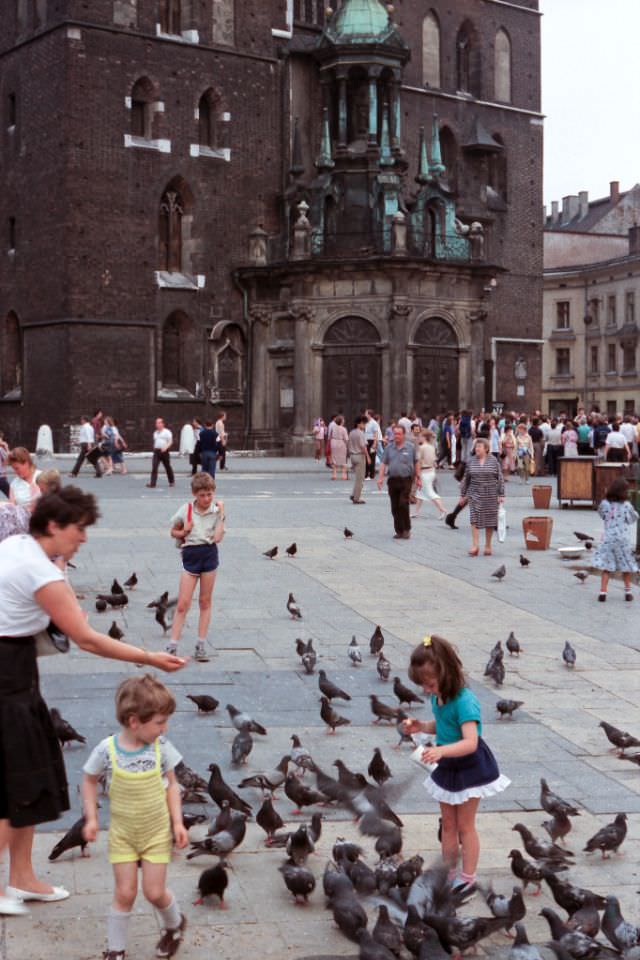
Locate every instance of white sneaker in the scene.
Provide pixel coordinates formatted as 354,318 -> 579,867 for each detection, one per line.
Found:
194,642 -> 210,662
0,894 -> 29,915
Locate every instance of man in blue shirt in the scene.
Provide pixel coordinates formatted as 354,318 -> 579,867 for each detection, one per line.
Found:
377,426 -> 421,539
198,420 -> 220,479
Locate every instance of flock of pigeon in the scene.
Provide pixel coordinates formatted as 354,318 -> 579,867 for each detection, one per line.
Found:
43,532 -> 640,960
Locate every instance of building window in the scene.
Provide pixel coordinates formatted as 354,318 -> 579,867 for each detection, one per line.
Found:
624,398 -> 635,415
0,311 -> 21,397
608,343 -> 617,372
159,190 -> 184,272
161,310 -> 193,389
439,126 -> 457,194
456,21 -> 481,97
556,301 -> 570,329
555,348 -> 570,376
422,11 -> 441,88
607,295 -> 617,327
623,342 -> 636,373
131,77 -> 157,139
293,0 -> 324,26
494,28 -> 511,103
198,89 -> 223,148
588,297 -> 600,325
159,0 -> 181,34
590,345 -> 599,374
626,291 -> 636,326
8,217 -> 16,251
607,400 -> 617,418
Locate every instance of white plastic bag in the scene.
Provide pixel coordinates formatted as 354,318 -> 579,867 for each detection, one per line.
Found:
497,504 -> 507,542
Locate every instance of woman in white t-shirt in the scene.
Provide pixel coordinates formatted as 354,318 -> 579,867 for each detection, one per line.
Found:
8,447 -> 41,510
0,487 -> 186,917
605,423 -> 630,463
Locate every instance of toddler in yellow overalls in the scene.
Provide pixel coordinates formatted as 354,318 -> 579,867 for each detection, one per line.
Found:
82,674 -> 189,960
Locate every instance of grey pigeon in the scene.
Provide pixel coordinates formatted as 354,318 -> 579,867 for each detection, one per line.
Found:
284,774 -> 325,813
368,748 -> 392,786
509,923 -> 544,960
508,849 -> 544,894
519,554 -> 531,567
371,905 -> 403,957
480,884 -> 526,934
187,814 -> 246,858
344,526 -> 353,539
323,860 -> 354,902
599,720 -> 640,754
491,564 -> 507,581
263,546 -> 278,559
287,592 -> 302,620
370,625 -> 384,656
237,756 -> 290,794
540,778 -> 580,818
320,696 -> 351,733
331,890 -> 368,941
396,854 -> 424,891
512,823 -> 574,865
108,621 -> 124,640
345,858 -> 377,896
301,648 -> 316,674
48,816 -> 89,861
543,811 -> 573,846
50,708 -> 86,747
562,641 -> 576,668
110,578 -> 124,595
566,895 -> 601,937
423,913 -> 509,954
496,699 -> 523,719
506,631 -> 521,656
573,531 -> 593,542
287,824 -> 315,864
395,710 -> 413,748
318,669 -> 351,702
175,760 -> 208,793
488,658 -> 505,686
226,703 -> 267,736
601,894 -> 640,952
286,542 -> 297,557
370,695 -> 401,724
583,812 -> 627,858
377,651 -> 391,681
255,796 -> 284,843
574,571 -> 588,584
147,590 -> 169,608
289,734 -> 314,775
231,728 -> 253,766
194,863 -> 228,906
541,870 -> 606,914
206,764 -> 252,816
348,635 -> 362,665
393,677 -> 424,707
279,859 -> 315,903
540,909 -> 601,959
96,593 -> 128,608
124,572 -> 137,589
187,694 -> 219,714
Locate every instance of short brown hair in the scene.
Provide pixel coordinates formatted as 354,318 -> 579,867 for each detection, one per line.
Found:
8,446 -> 32,466
30,485 -> 99,536
115,674 -> 176,726
408,635 -> 465,703
191,473 -> 216,494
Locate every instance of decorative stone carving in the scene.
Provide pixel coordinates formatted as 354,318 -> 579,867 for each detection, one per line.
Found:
391,212 -> 407,256
249,304 -> 271,326
291,200 -> 312,261
290,303 -> 315,324
514,356 -> 527,381
414,317 -> 457,346
469,221 -> 485,260
324,316 -> 380,344
248,226 -> 268,266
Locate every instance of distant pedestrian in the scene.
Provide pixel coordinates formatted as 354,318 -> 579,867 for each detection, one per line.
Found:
348,416 -> 369,504
168,473 -> 225,661
364,410 -> 380,480
0,432 -> 10,498
146,418 -> 174,489
561,421 -> 579,459
8,448 -> 41,508
81,675 -> 188,960
460,437 -> 504,556
592,478 -> 638,602
198,420 -> 220,479
91,408 -> 104,445
69,416 -> 102,478
605,422 -> 630,463
377,425 -> 421,539
330,415 -> 349,481
215,411 -> 228,470
190,417 -> 202,476
312,418 -> 326,461
413,429 -> 446,520
111,420 -> 128,475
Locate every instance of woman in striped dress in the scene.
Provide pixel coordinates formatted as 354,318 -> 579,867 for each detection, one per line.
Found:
459,438 -> 505,557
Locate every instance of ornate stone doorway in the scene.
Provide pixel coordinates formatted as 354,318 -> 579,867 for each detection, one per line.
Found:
322,316 -> 381,425
412,317 -> 460,417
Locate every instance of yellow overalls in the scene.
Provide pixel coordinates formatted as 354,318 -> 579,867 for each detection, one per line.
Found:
107,736 -> 172,864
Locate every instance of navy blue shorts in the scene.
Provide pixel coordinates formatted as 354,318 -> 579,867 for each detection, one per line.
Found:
181,543 -> 219,575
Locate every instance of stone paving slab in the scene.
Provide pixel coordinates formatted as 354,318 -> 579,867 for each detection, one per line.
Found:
5,467 -> 640,959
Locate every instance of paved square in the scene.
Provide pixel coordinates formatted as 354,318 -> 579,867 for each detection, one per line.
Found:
6,458 -> 640,959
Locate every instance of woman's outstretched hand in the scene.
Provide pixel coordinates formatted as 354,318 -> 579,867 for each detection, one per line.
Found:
149,651 -> 189,672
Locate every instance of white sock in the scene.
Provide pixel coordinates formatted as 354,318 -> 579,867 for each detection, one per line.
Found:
157,894 -> 181,930
107,909 -> 131,952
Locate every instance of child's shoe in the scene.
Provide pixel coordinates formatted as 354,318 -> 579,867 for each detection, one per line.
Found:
598,593 -> 607,602
102,952 -> 125,960
156,914 -> 187,958
165,642 -> 177,655
625,592 -> 633,602
193,642 -> 209,662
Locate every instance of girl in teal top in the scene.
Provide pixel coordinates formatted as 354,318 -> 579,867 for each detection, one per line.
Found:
403,635 -> 509,895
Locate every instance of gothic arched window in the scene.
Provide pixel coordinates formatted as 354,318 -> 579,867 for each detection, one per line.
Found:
440,126 -> 458,194
162,310 -> 192,388
198,88 -> 222,148
422,11 -> 441,88
494,28 -> 512,103
456,21 -> 481,97
131,77 -> 156,139
159,0 -> 181,34
488,133 -> 507,200
1,311 -> 22,397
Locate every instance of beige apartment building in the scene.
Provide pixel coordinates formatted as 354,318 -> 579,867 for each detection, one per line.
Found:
542,183 -> 640,417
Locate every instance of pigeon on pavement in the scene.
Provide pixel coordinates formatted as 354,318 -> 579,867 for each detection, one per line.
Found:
284,774 -> 325,814
231,728 -> 253,766
506,632 -> 521,656
263,546 -> 278,559
48,816 -> 89,861
479,883 -> 526,934
348,636 -> 362,665
108,621 -> 124,640
50,708 -> 86,747
96,593 -> 128,608
187,694 -> 219,714
540,778 -> 580,818
286,542 -> 297,557
370,695 -> 401,724
519,555 -> 530,567
318,670 -> 351,702
371,905 -> 403,957
124,572 -> 137,589
287,593 -> 302,620
496,699 -> 523,720
542,811 -> 573,846
368,748 -> 392,786
508,849 -> 544,894
574,531 -> 593,542
289,734 -> 314,776
599,720 -> 640,754
187,815 -> 246,859
320,696 -> 351,734
301,648 -> 316,674
562,641 -> 576,668
539,907 -> 601,959
574,572 -> 588,584
237,756 -> 290,794
601,895 -> 640,952
226,704 -> 267,736
542,870 -> 606,914
110,578 -> 124,595
377,651 -> 391,681
279,859 -> 315,903
255,796 -> 284,844
491,564 -> 507,581
206,764 -> 252,816
583,812 -> 627,858
512,823 -> 574,866
487,658 -> 505,686
509,923 -> 544,960
370,625 -> 384,656
393,677 -> 424,706
175,760 -> 208,793
344,526 -> 353,539
194,863 -> 228,907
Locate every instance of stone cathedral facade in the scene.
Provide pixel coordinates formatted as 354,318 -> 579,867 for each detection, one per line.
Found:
0,0 -> 543,451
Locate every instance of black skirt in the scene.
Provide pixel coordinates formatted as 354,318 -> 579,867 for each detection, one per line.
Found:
431,738 -> 499,793
0,636 -> 69,828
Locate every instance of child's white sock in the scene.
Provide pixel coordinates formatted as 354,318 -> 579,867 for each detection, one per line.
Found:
157,894 -> 181,930
107,908 -> 131,952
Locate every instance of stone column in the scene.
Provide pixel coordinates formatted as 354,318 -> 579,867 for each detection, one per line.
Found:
367,69 -> 380,146
249,306 -> 271,435
390,72 -> 401,149
291,304 -> 314,454
389,300 -> 412,415
469,309 -> 487,411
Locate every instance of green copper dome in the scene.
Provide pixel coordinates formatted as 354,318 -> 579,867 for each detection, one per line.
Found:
331,0 -> 390,42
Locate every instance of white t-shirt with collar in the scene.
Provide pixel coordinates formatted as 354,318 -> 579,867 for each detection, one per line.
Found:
153,428 -> 173,451
0,534 -> 65,637
79,422 -> 95,444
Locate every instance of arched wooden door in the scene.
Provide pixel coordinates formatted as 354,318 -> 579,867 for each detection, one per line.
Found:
413,317 -> 459,416
323,316 -> 381,425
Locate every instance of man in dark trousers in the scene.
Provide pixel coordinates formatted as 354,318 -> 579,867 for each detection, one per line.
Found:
69,416 -> 103,478
377,425 -> 421,539
146,417 -> 174,488
198,420 -> 220,479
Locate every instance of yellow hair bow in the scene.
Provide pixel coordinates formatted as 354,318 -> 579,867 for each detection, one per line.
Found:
423,635 -> 432,647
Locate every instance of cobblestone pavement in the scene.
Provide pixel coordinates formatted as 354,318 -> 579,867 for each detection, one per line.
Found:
6,459 -> 640,959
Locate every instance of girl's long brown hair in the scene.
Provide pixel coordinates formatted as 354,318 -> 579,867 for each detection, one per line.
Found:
408,635 -> 465,703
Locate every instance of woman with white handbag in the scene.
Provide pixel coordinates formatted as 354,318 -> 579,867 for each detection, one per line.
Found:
459,437 -> 505,557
